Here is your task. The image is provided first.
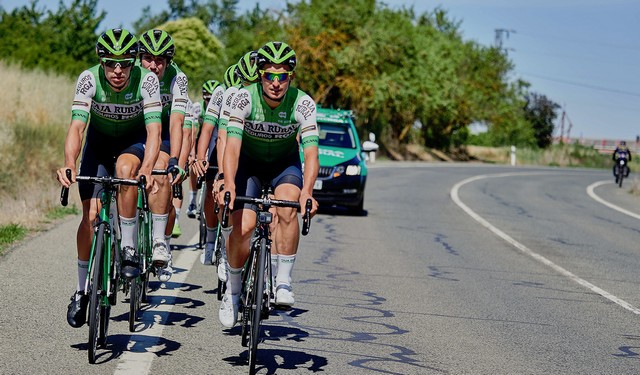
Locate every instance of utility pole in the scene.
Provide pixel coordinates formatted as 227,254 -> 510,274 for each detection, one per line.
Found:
494,28 -> 516,51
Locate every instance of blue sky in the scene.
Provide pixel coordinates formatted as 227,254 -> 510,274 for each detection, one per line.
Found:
2,0 -> 639,141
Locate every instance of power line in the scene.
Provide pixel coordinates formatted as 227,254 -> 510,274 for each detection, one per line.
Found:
516,31 -> 640,52
518,71 -> 640,98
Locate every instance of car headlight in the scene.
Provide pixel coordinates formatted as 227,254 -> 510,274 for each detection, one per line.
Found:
345,165 -> 361,176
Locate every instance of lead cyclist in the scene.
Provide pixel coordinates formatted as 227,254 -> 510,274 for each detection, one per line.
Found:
55,28 -> 162,328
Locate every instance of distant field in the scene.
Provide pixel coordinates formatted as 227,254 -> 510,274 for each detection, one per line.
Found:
0,61 -> 75,227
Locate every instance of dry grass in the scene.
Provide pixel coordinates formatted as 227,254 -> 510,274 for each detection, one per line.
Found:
0,61 -> 76,227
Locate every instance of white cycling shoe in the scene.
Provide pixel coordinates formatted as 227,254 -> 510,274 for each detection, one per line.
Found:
275,285 -> 295,307
219,292 -> 240,328
200,242 -> 215,265
152,240 -> 171,268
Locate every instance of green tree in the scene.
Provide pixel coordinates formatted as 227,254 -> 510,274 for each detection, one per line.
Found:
157,17 -> 225,91
524,92 -> 559,148
0,0 -> 104,76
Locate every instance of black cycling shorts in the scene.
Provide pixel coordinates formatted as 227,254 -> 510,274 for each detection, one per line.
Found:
233,152 -> 303,212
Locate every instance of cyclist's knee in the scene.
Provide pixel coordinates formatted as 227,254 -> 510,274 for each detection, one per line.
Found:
116,158 -> 138,179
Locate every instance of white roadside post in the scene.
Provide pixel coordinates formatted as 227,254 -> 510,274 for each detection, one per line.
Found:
362,132 -> 379,163
510,145 -> 517,166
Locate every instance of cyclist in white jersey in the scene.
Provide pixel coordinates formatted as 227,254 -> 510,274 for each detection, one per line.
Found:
56,28 -> 162,328
218,42 -> 319,328
194,65 -> 241,275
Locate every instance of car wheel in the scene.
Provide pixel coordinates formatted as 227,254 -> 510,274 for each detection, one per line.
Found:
348,195 -> 364,216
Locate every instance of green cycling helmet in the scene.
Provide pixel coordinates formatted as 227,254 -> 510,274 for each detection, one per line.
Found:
96,28 -> 138,57
138,29 -> 175,59
256,41 -> 296,71
202,79 -> 223,98
236,50 -> 259,83
224,64 -> 241,88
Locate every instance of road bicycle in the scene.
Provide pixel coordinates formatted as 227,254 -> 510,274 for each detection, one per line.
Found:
196,167 -> 227,300
221,189 -> 312,374
60,170 -> 147,364
128,168 -> 182,332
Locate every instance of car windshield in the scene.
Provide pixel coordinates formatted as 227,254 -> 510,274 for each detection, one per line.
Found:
318,122 -> 356,149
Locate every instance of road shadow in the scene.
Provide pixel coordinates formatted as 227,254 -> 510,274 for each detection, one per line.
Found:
70,334 -> 181,364
223,348 -> 328,374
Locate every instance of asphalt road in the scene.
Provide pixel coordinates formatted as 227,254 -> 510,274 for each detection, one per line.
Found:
1,163 -> 639,374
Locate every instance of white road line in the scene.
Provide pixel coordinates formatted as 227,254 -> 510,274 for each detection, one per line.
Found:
451,172 -> 640,315
587,180 -> 640,220
114,233 -> 201,374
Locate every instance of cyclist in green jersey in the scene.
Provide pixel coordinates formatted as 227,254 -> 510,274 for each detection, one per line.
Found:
56,28 -> 162,328
138,29 -> 190,270
218,42 -> 319,327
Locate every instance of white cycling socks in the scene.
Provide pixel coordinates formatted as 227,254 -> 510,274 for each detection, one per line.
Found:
189,191 -> 197,206
77,259 -> 89,292
227,265 -> 243,295
152,213 -> 169,242
120,216 -> 137,249
276,254 -> 296,287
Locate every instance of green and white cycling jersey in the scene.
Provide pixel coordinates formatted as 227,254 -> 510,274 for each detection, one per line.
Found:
227,83 -> 319,163
216,86 -> 240,133
158,61 -> 189,139
183,99 -> 194,130
71,65 -> 162,137
201,84 -> 226,155
191,101 -> 202,132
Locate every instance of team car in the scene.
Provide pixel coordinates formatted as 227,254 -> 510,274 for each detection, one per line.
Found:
304,107 -> 377,214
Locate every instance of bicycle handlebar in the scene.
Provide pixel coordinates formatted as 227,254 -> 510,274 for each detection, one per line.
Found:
59,169 -> 148,209
60,169 -> 72,207
220,191 -> 312,235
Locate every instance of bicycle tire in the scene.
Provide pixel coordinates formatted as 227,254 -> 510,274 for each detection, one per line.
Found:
88,223 -> 106,364
241,243 -> 258,348
198,213 -> 207,249
248,237 -> 267,373
98,305 -> 110,347
138,208 -> 152,303
129,276 -> 142,332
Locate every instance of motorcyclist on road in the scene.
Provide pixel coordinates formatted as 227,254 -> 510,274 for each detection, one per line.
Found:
612,141 -> 631,178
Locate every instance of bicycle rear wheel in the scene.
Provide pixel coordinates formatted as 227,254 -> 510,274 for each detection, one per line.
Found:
248,237 -> 267,373
88,223 -> 106,364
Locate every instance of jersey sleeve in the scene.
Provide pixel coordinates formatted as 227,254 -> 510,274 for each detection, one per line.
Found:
218,87 -> 238,132
295,94 -> 319,149
183,99 -> 193,129
202,85 -> 225,127
71,70 -> 96,123
140,71 -> 163,125
226,88 -> 252,140
170,71 -> 189,115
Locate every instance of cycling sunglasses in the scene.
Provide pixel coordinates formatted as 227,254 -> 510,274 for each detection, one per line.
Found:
101,57 -> 135,69
259,70 -> 292,82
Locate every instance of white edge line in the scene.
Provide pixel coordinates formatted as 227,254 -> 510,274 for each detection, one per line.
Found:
114,232 -> 201,374
451,172 -> 640,315
587,180 -> 640,220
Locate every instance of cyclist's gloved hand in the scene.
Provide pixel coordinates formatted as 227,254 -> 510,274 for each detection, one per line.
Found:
167,157 -> 187,184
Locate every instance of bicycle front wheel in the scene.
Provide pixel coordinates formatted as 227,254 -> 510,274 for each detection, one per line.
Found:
128,276 -> 142,332
248,237 -> 267,373
88,223 -> 106,364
